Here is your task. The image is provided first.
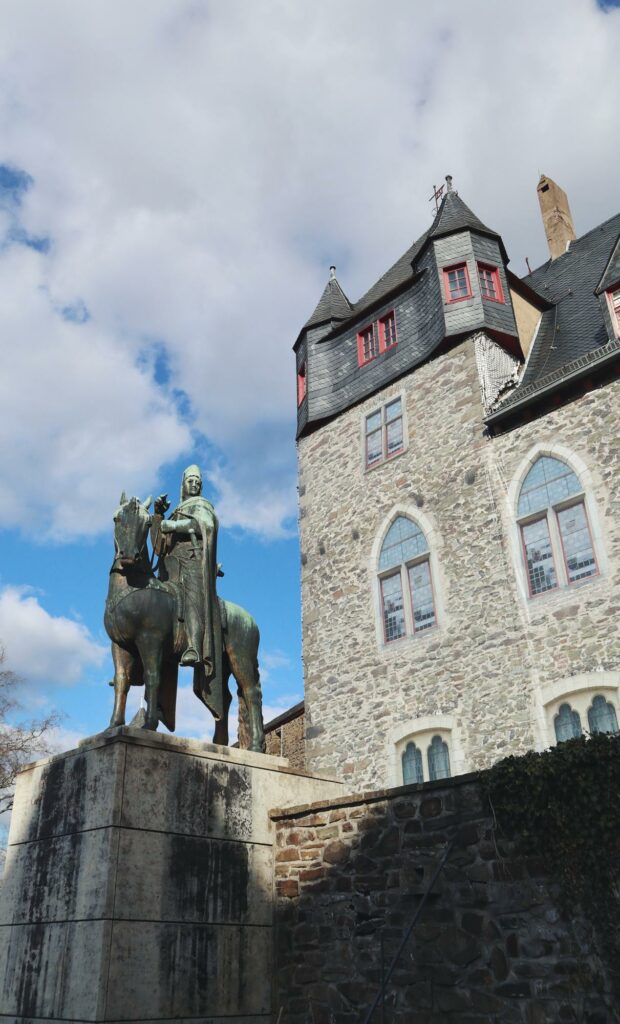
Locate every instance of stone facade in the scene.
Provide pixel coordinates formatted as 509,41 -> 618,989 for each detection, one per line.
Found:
272,775 -> 616,1022
265,702 -> 306,771
298,335 -> 620,789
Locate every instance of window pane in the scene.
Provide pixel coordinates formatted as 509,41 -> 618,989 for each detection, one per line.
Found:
381,573 -> 406,643
557,503 -> 597,583
588,695 -> 619,735
361,326 -> 378,361
386,416 -> 403,457
366,428 -> 383,467
366,411 -> 381,434
518,457 -> 582,516
385,398 -> 401,422
479,266 -> 497,298
428,736 -> 451,780
408,559 -> 436,631
446,266 -> 469,300
554,703 -> 582,742
381,313 -> 397,348
521,518 -> 557,595
402,742 -> 424,784
379,516 -> 428,571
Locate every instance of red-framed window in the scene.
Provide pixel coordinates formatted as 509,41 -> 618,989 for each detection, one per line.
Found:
606,285 -> 620,334
357,311 -> 397,366
357,324 -> 379,365
442,263 -> 472,303
365,397 -> 403,469
297,362 -> 307,406
379,311 -> 397,350
378,515 -> 437,643
517,456 -> 598,598
477,262 -> 505,303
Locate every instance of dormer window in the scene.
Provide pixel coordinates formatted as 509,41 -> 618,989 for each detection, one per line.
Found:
358,324 -> 379,365
607,285 -> 620,335
357,311 -> 398,367
443,263 -> 472,303
478,263 -> 505,303
297,362 -> 307,406
379,311 -> 397,350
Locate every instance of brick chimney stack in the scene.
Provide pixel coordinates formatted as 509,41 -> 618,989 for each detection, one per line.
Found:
537,174 -> 576,261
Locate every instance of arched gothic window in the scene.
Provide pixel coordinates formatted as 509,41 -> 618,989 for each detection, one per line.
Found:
378,516 -> 437,643
517,456 -> 598,597
554,703 -> 582,743
401,742 -> 423,785
587,695 -> 619,735
428,735 -> 451,780
400,733 -> 452,785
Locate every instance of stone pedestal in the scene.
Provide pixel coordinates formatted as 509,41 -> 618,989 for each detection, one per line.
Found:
0,727 -> 343,1024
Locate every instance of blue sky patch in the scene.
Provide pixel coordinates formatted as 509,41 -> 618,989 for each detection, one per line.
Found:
8,225 -> 51,253
597,0 -> 620,9
62,299 -> 91,323
0,163 -> 33,207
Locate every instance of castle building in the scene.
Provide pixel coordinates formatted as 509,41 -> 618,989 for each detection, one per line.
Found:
294,175 -> 620,791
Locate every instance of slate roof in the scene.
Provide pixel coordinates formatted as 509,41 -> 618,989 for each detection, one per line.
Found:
595,233 -> 620,294
493,212 -> 620,413
303,274 -> 353,329
353,190 -> 505,316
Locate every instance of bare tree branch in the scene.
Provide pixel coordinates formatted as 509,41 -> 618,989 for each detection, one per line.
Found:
0,647 -> 61,815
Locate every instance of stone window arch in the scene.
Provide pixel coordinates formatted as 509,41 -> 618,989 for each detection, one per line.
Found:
377,515 -> 437,644
541,674 -> 620,748
515,454 -> 598,598
399,731 -> 452,785
389,715 -> 464,787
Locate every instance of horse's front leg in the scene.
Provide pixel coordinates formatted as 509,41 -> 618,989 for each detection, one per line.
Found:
137,637 -> 163,731
109,642 -> 135,728
212,663 -> 233,746
229,650 -> 266,754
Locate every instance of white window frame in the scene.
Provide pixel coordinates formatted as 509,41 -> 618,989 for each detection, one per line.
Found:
362,391 -> 407,472
507,444 -> 606,608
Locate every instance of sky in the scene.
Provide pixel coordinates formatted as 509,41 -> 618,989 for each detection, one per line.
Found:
0,0 -> 618,777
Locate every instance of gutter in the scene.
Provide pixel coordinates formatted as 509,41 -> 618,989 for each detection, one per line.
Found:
485,336 -> 620,426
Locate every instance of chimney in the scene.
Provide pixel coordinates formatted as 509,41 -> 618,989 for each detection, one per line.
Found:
537,174 -> 576,260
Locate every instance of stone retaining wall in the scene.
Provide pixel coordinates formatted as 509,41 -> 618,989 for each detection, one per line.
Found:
272,774 -> 616,1023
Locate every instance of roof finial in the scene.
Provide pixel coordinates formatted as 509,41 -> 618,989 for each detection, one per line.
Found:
445,174 -> 453,193
329,265 -> 336,280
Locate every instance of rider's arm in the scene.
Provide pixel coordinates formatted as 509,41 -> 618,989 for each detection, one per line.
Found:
160,517 -> 195,534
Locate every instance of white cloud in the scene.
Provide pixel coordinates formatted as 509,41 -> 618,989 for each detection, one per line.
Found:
259,649 -> 292,683
0,0 -> 616,538
0,585 -> 106,684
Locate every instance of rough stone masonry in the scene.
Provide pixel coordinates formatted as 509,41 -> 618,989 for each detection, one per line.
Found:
272,773 -> 617,1023
298,335 -> 620,789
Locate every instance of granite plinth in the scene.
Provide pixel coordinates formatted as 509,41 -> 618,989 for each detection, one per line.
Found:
0,727 -> 343,1023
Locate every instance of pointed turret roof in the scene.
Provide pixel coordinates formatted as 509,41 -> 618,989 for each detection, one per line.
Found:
425,181 -> 507,260
350,181 -> 507,318
303,267 -> 353,330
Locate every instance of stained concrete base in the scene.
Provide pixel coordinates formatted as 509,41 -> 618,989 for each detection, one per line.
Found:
0,727 -> 343,1023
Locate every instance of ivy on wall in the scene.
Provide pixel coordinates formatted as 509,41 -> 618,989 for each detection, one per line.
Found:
485,732 -> 620,999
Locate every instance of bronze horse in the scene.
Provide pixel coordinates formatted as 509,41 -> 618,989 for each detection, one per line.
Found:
104,495 -> 265,752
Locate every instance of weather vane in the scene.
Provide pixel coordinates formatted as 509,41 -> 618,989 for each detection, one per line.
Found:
429,183 -> 445,213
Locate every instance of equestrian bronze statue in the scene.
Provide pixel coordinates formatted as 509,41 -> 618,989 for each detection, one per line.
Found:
103,467 -> 265,752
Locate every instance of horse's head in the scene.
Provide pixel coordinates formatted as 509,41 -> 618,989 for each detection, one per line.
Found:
113,492 -> 153,567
